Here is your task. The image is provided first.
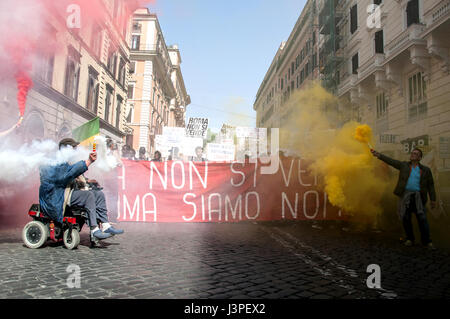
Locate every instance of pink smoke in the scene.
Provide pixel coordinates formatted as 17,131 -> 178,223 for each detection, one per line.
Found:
15,72 -> 33,117
0,0 -> 154,227
1,0 -> 154,119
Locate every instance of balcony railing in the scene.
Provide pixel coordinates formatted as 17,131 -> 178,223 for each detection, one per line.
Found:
337,74 -> 357,96
425,0 -> 450,26
130,43 -> 158,52
357,54 -> 385,82
385,24 -> 425,61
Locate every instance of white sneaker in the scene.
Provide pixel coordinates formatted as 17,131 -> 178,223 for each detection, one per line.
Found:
404,240 -> 413,247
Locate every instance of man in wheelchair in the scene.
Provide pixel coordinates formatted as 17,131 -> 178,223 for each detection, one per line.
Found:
39,138 -> 124,240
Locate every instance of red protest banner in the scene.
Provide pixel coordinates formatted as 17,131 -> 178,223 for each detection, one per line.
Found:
117,158 -> 345,222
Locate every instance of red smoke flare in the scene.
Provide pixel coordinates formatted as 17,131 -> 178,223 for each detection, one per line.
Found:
15,71 -> 33,117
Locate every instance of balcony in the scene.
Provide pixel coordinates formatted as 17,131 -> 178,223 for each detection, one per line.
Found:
385,24 -> 426,62
337,74 -> 358,96
357,54 -> 385,83
424,0 -> 450,31
130,43 -> 158,54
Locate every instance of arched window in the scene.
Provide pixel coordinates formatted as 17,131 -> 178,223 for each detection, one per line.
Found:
57,125 -> 71,139
23,112 -> 45,142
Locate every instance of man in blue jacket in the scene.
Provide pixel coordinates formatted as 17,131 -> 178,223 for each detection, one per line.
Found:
39,138 -> 123,240
371,148 -> 436,249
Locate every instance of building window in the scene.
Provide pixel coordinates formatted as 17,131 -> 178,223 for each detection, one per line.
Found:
86,66 -> 99,112
352,53 -> 359,74
157,95 -> 161,114
113,0 -> 120,19
116,95 -> 123,128
104,85 -> 114,123
64,47 -> 81,101
312,54 -> 317,69
127,84 -> 135,99
35,26 -> 55,84
36,52 -> 54,84
375,30 -> 384,54
152,87 -> 156,106
408,71 -> 427,121
23,112 -> 45,142
132,22 -> 141,33
131,35 -> 140,50
406,0 -> 420,27
129,61 -> 136,74
126,104 -> 134,123
57,125 -> 71,140
107,48 -> 116,77
376,92 -> 388,119
350,4 -> 358,34
118,57 -> 126,87
281,78 -> 284,90
91,24 -> 102,58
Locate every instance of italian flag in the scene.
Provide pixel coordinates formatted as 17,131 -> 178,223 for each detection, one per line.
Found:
72,117 -> 100,147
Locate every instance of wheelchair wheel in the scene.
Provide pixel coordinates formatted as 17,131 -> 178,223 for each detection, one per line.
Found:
63,228 -> 80,250
22,221 -> 48,249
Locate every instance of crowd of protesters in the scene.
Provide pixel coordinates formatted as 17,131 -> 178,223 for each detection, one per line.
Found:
119,144 -> 207,162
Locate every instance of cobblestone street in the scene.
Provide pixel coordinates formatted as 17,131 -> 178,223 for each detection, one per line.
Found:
1,221 -> 449,299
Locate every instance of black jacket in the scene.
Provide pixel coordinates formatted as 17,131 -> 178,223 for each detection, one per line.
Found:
378,153 -> 436,204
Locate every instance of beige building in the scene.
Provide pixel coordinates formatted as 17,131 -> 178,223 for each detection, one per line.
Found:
325,0 -> 450,209
126,8 -> 190,156
255,0 -> 450,209
0,0 -> 134,144
254,0 -> 320,130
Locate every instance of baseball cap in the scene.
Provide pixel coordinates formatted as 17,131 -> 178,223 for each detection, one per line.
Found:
58,138 -> 80,149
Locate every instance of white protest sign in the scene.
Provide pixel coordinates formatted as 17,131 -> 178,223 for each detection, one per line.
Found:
155,135 -> 170,158
185,117 -> 209,138
162,127 -> 186,148
236,126 -> 258,138
206,143 -> 235,162
182,137 -> 204,157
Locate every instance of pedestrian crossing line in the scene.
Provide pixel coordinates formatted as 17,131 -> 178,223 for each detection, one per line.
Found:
272,227 -> 398,299
259,226 -> 361,297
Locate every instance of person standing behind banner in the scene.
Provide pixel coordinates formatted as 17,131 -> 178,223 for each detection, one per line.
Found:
128,148 -> 137,160
104,138 -> 122,223
121,144 -> 131,158
371,148 -> 436,249
138,147 -> 148,161
152,151 -> 162,162
191,146 -> 206,162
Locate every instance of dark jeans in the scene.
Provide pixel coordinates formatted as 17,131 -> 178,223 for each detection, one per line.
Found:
103,172 -> 119,222
69,189 -> 109,228
402,194 -> 431,245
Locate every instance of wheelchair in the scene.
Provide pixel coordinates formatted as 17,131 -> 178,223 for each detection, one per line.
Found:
22,204 -> 100,249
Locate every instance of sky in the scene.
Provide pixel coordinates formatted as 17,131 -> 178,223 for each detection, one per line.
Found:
147,0 -> 308,132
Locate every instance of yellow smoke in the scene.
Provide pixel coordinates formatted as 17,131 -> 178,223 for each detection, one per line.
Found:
354,124 -> 374,149
279,82 -> 394,226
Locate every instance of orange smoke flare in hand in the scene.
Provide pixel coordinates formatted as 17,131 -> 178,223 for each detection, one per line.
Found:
354,124 -> 374,149
15,71 -> 33,117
